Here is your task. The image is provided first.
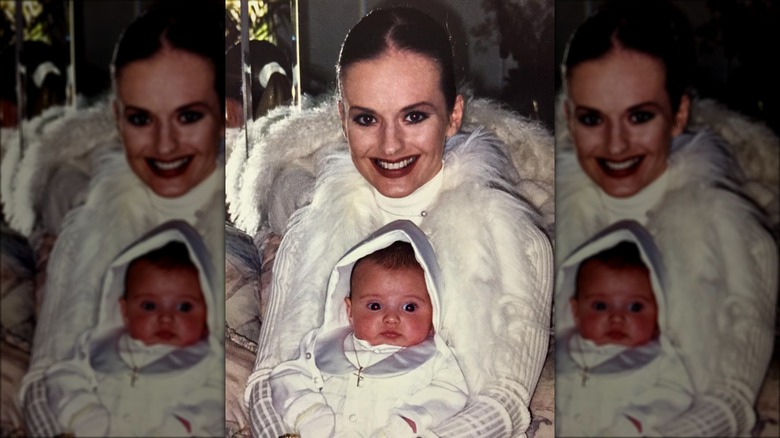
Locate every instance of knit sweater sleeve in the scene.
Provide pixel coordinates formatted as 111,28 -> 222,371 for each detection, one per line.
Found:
21,215 -> 88,435
247,222 -> 318,437
655,195 -> 778,437
427,202 -> 554,437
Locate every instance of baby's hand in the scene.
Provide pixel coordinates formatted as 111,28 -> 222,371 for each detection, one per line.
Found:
371,415 -> 417,438
295,403 -> 335,438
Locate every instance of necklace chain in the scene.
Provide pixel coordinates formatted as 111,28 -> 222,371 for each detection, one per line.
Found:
575,335 -> 590,387
119,335 -> 140,387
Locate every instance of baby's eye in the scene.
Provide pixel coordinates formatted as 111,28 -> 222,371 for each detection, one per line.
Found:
127,112 -> 151,127
178,302 -> 193,312
402,303 -> 418,312
577,112 -> 602,127
178,110 -> 204,124
629,110 -> 655,124
628,302 -> 645,312
367,302 -> 382,311
140,301 -> 156,311
404,111 -> 428,124
591,301 -> 607,311
353,114 -> 376,126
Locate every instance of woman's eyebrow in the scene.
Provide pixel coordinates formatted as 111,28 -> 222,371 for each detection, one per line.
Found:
176,101 -> 212,112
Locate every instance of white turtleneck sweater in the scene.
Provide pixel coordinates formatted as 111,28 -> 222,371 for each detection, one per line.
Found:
373,168 -> 444,226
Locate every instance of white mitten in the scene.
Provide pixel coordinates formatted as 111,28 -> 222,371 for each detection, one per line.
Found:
295,403 -> 336,438
371,415 -> 416,438
68,404 -> 110,437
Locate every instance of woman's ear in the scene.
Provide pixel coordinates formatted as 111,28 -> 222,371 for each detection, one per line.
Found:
671,94 -> 691,137
446,95 -> 464,137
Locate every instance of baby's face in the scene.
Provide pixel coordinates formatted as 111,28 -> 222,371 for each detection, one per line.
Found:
346,261 -> 433,347
571,261 -> 658,347
120,261 -> 207,347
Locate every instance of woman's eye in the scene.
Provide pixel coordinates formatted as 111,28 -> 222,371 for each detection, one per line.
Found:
179,110 -> 204,124
178,302 -> 193,312
140,301 -> 156,311
591,301 -> 607,311
404,111 -> 428,124
367,302 -> 382,311
402,303 -> 418,312
577,112 -> 602,127
628,302 -> 645,312
127,113 -> 151,126
629,111 -> 654,124
353,114 -> 376,126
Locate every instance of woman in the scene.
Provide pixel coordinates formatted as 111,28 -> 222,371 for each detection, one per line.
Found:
245,7 -> 553,437
556,2 -> 778,436
19,3 -> 225,436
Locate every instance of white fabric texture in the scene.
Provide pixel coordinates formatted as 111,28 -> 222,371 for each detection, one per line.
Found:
555,221 -> 695,436
269,221 -> 469,437
556,120 -> 779,437
247,129 -> 553,438
20,152 -> 225,436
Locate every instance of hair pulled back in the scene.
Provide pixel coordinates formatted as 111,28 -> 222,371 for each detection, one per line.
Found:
111,1 -> 225,108
562,0 -> 695,111
337,7 -> 458,111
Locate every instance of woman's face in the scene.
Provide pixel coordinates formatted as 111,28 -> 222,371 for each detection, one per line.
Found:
114,48 -> 222,198
339,49 -> 463,198
565,48 -> 689,198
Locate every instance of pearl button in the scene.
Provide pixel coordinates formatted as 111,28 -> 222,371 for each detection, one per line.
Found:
349,414 -> 358,422
305,352 -> 312,359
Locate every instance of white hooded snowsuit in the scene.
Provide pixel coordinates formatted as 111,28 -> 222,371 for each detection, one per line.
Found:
43,221 -> 223,437
555,221 -> 694,437
269,220 -> 468,437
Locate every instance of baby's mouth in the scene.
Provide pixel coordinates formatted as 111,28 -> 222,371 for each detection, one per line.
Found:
372,156 -> 418,178
597,156 -> 642,177
147,156 -> 192,177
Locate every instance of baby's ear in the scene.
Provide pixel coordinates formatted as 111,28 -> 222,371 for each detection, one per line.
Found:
119,298 -> 130,326
569,297 -> 580,323
344,297 -> 353,323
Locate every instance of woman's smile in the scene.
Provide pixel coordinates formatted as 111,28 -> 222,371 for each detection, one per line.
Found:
373,156 -> 418,177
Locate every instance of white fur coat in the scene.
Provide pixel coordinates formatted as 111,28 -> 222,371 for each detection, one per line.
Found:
20,152 -> 224,436
556,120 -> 778,436
247,130 -> 553,438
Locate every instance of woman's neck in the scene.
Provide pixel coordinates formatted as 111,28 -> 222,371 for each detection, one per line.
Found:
148,168 -> 220,223
372,168 -> 444,226
599,170 -> 669,225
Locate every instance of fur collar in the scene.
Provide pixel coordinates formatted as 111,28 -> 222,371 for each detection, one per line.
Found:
227,93 -> 554,237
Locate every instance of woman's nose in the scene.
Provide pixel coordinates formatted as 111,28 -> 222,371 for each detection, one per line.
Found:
379,122 -> 403,156
155,121 -> 179,155
606,122 -> 630,155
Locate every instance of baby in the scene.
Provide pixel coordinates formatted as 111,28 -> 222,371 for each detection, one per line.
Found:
270,220 -> 468,438
44,221 -> 222,437
556,221 -> 694,437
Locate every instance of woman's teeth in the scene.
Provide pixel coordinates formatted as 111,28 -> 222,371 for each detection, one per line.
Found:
376,157 -> 416,170
604,157 -> 641,170
153,157 -> 191,170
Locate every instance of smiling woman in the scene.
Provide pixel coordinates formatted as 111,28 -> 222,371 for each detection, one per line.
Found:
556,1 -> 778,436
245,6 -> 553,438
19,2 -> 226,436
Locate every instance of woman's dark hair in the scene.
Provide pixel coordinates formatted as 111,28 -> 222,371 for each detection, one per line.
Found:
111,1 -> 225,108
337,7 -> 458,111
562,0 -> 696,111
